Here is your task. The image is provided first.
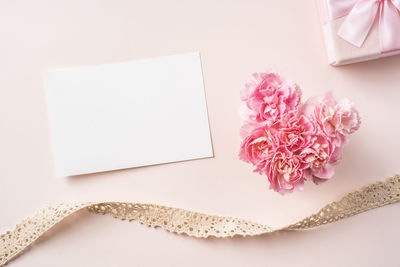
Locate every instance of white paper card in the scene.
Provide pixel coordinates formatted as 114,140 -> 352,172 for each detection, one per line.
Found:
44,52 -> 213,177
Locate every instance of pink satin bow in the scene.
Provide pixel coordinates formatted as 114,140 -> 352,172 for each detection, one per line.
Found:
325,0 -> 400,53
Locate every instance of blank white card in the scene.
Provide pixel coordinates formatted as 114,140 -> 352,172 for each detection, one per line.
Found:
44,52 -> 213,177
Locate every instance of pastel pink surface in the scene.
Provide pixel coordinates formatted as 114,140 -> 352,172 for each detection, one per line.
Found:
1,0 -> 400,266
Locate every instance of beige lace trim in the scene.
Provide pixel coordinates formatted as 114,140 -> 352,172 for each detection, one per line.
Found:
2,175 -> 400,266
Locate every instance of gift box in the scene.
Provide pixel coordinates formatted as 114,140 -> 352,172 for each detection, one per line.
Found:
317,0 -> 400,66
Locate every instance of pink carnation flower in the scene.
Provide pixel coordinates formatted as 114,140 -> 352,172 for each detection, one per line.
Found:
239,73 -> 361,194
301,91 -> 361,148
278,112 -> 319,153
265,147 -> 306,194
300,135 -> 335,184
301,91 -> 361,169
241,73 -> 301,127
239,124 -> 279,173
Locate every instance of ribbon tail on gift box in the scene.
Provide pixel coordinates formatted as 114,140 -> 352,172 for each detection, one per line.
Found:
379,0 -> 400,53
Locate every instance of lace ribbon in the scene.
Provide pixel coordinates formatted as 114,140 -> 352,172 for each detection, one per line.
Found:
2,175 -> 400,266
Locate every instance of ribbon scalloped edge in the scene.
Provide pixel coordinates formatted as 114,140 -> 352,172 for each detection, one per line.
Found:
1,174 -> 400,266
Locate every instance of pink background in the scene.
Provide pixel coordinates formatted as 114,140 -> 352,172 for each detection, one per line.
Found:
1,0 -> 400,266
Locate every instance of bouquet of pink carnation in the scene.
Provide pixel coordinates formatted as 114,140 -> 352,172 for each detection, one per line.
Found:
239,72 -> 361,194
